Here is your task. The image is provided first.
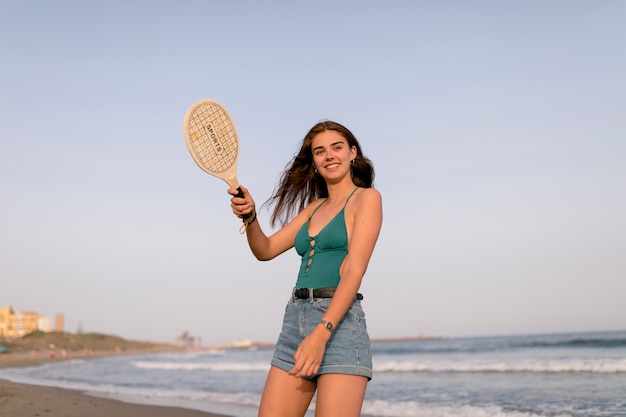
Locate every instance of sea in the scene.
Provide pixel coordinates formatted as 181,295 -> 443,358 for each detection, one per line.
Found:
1,330 -> 625,417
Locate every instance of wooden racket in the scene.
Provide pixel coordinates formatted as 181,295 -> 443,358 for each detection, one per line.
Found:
183,99 -> 252,223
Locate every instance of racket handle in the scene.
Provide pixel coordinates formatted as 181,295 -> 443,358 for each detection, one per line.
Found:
236,187 -> 254,220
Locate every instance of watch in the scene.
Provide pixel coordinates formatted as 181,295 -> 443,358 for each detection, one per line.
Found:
319,320 -> 334,333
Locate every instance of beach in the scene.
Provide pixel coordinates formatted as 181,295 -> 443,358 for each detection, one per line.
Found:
0,379 -> 230,417
1,331 -> 625,417
0,352 -> 230,417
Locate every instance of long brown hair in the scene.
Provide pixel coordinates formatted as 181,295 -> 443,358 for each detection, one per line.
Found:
265,121 -> 375,227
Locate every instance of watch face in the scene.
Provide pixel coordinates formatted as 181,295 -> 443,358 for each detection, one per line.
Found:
320,320 -> 333,332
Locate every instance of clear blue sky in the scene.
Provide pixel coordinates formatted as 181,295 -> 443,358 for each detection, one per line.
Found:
1,1 -> 624,345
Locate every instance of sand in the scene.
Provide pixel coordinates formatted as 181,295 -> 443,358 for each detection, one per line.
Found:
0,352 -> 231,417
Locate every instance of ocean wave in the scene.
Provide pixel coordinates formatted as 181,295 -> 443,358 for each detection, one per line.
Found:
362,400 -> 574,417
373,358 -> 626,373
372,333 -> 626,355
154,349 -> 227,359
515,336 -> 626,349
131,361 -> 270,372
130,358 -> 626,374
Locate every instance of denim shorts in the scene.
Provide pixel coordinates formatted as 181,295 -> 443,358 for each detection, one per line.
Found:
270,292 -> 372,381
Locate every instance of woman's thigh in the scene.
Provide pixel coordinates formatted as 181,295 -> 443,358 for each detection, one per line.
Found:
315,373 -> 368,417
259,366 -> 317,417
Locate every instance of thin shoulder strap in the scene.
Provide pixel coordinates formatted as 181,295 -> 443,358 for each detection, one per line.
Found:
308,198 -> 328,220
343,186 -> 359,208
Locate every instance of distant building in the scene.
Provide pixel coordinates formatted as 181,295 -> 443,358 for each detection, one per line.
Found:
55,314 -> 64,332
230,338 -> 253,348
0,305 -> 54,338
38,316 -> 52,332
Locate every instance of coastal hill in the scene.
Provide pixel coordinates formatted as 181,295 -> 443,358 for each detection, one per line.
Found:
0,331 -> 170,354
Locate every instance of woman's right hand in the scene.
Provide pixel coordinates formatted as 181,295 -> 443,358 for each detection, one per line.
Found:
228,185 -> 255,219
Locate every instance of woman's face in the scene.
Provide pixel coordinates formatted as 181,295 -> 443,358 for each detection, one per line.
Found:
311,130 -> 356,182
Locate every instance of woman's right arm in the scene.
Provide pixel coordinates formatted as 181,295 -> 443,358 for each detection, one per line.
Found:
228,185 -> 309,261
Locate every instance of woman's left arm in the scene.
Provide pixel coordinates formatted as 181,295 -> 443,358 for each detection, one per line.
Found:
323,187 -> 383,329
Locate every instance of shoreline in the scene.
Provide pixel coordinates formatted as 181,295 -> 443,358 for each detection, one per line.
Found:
0,379 -> 231,417
0,349 -> 234,417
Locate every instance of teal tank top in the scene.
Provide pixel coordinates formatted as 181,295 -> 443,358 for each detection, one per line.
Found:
294,187 -> 359,288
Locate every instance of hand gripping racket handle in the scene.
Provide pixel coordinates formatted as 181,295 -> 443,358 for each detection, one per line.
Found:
236,187 -> 254,221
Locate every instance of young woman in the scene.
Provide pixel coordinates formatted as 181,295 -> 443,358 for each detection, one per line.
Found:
228,120 -> 383,417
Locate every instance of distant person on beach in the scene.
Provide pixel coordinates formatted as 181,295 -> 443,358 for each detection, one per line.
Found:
228,121 -> 382,417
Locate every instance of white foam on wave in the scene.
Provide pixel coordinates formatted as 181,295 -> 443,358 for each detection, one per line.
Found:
362,400 -> 574,417
374,358 -> 626,373
155,349 -> 227,359
131,357 -> 626,374
131,361 -> 270,372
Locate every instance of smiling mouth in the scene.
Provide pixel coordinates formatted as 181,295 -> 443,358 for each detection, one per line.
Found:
325,163 -> 340,169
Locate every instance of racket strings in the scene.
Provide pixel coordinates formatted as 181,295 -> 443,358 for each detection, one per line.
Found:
188,103 -> 239,174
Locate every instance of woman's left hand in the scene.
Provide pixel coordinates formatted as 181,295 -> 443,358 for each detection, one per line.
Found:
288,329 -> 330,378
228,185 -> 255,219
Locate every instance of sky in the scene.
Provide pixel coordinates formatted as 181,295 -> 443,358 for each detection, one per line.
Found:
1,1 -> 625,346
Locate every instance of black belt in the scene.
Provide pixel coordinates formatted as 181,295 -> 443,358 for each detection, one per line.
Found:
293,287 -> 363,300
